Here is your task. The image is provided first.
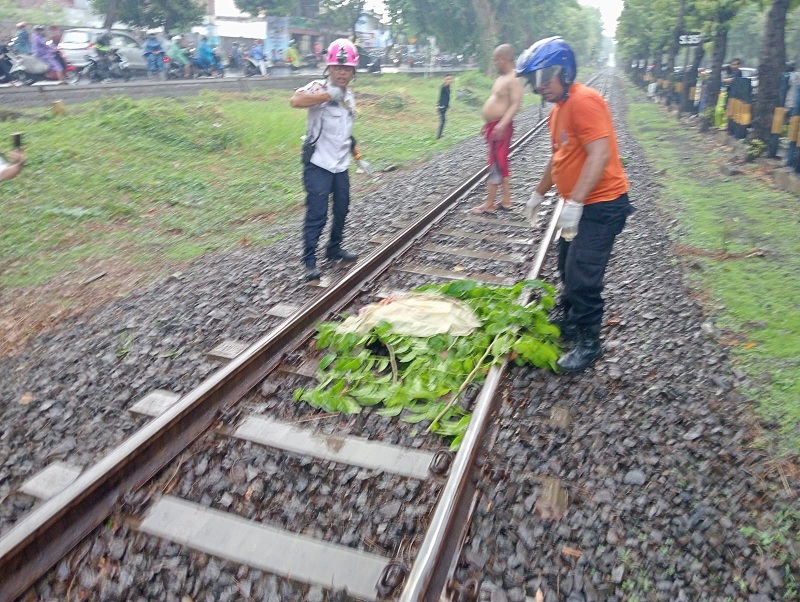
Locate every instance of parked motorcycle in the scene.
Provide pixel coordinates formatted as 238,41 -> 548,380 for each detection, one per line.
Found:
9,49 -> 79,85
187,47 -> 224,78
165,56 -> 194,80
82,48 -> 130,83
242,55 -> 270,77
0,44 -> 13,84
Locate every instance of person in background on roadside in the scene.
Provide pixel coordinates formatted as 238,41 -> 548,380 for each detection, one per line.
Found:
290,38 -> 361,283
470,44 -> 522,214
93,31 -> 113,80
143,31 -> 166,79
516,36 -> 634,373
31,25 -> 65,83
194,36 -> 219,76
722,58 -> 742,87
13,22 -> 31,55
0,148 -> 25,181
248,39 -> 267,76
783,61 -> 800,115
229,41 -> 242,70
286,40 -> 301,71
167,35 -> 191,78
436,74 -> 453,139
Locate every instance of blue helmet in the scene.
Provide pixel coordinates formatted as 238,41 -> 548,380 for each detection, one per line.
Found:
515,36 -> 576,90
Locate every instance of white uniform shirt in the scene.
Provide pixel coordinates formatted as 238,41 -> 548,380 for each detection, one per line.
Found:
297,79 -> 356,173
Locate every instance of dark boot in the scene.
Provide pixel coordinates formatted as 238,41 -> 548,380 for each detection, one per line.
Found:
303,264 -> 321,282
557,324 -> 602,373
325,248 -> 358,262
549,306 -> 578,342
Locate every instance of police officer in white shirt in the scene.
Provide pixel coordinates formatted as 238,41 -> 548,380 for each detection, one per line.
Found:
290,38 -> 361,282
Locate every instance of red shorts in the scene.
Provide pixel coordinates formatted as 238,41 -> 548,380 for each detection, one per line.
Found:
482,120 -> 513,178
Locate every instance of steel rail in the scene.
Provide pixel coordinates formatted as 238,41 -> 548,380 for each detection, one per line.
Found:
397,177 -> 558,602
0,99 -> 541,602
399,73 -> 603,601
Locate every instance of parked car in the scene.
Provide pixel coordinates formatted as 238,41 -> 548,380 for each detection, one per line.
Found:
354,45 -> 380,73
406,53 -> 426,68
58,28 -> 147,73
435,53 -> 459,67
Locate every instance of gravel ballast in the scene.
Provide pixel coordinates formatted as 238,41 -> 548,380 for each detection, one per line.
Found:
2,72 -> 797,601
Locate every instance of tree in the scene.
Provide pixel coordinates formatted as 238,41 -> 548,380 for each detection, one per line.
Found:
233,0 -> 296,18
383,0 -> 601,71
694,0 -> 746,123
318,0 -> 367,41
90,0 -> 205,33
752,0 -> 794,141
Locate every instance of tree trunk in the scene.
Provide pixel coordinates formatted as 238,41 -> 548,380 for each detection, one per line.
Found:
706,23 -> 729,117
753,0 -> 790,141
102,0 -> 121,29
472,0 -> 498,74
665,0 -> 686,106
682,43 -> 704,113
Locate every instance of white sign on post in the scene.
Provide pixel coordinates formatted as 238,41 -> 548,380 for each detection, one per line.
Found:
679,33 -> 702,46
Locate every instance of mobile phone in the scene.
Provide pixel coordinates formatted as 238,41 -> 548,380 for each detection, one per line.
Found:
12,133 -> 22,148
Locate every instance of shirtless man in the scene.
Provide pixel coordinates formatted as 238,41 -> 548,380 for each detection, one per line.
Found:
471,44 -> 523,214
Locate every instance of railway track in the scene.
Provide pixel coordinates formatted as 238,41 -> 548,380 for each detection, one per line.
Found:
0,73 -> 608,602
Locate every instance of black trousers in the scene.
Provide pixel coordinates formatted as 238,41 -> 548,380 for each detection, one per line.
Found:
302,162 -> 351,267
557,193 -> 634,329
437,108 -> 447,139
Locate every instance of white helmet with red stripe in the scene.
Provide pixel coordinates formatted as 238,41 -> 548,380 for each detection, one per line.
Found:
326,38 -> 359,68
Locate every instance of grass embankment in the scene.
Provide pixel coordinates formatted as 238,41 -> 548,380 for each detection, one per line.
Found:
0,71 -> 538,291
625,85 -> 800,456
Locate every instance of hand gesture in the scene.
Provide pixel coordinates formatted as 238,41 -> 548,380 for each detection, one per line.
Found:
326,84 -> 345,103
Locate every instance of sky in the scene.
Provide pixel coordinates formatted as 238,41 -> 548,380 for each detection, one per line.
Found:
578,0 -> 624,37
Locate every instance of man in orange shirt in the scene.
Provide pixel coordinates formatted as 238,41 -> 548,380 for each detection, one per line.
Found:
516,37 -> 634,372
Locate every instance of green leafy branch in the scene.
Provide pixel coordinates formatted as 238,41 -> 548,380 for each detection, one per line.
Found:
293,279 -> 561,449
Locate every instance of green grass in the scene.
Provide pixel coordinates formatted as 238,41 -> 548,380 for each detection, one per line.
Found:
625,84 -> 800,454
0,72 -> 541,289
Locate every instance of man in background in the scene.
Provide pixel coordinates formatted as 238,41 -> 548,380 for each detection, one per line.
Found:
470,44 -> 522,214
436,74 -> 453,139
13,22 -> 31,55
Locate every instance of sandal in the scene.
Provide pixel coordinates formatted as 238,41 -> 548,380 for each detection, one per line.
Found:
496,205 -> 513,212
469,206 -> 495,215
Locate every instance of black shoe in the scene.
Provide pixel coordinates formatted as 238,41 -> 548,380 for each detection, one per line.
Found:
549,306 -> 578,342
326,249 -> 358,262
554,320 -> 578,343
304,266 -> 321,282
557,325 -> 602,373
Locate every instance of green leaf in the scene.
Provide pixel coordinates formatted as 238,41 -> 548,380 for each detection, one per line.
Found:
318,352 -> 337,371
339,396 -> 363,414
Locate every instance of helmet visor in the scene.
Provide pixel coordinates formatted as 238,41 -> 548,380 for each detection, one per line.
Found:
532,65 -> 562,89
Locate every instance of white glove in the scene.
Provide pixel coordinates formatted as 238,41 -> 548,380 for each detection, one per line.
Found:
557,199 -> 583,240
326,84 -> 345,102
525,191 -> 545,225
356,158 -> 373,174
